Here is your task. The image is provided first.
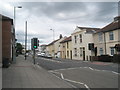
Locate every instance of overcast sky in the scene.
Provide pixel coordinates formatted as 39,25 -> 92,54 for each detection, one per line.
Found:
0,0 -> 119,50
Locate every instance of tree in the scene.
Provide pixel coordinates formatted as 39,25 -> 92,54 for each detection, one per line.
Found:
16,43 -> 24,54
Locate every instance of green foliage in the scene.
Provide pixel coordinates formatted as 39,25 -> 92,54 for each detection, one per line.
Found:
16,43 -> 24,54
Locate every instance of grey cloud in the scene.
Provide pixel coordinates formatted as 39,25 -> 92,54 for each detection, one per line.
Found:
16,30 -> 52,44
20,2 -> 117,22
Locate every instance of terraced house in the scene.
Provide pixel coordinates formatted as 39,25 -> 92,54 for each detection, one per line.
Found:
60,36 -> 72,59
93,16 -> 120,56
46,35 -> 66,58
71,26 -> 100,61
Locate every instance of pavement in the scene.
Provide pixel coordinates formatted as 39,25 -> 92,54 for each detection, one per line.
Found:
2,55 -> 74,88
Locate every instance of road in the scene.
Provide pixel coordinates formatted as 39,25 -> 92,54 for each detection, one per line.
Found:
29,56 -> 119,89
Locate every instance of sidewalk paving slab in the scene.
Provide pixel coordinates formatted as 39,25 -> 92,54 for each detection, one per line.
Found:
2,55 -> 73,88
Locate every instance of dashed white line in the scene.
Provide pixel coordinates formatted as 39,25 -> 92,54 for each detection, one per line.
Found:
41,58 -> 62,63
89,67 -> 94,70
112,71 -> 119,75
50,70 -> 90,90
61,73 -> 64,79
50,66 -> 119,75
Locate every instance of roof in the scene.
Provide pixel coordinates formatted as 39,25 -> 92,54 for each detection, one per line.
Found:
96,16 -> 120,33
77,27 -> 100,31
47,39 -> 60,46
60,36 -> 71,43
0,14 -> 13,25
40,44 -> 47,47
72,26 -> 100,35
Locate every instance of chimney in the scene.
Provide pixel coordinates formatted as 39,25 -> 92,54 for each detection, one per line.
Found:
59,34 -> 63,39
114,16 -> 120,21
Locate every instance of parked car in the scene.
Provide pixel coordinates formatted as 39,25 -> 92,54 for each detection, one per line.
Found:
37,53 -> 41,57
45,54 -> 52,59
40,53 -> 46,57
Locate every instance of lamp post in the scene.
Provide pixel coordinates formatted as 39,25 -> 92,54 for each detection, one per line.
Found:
13,6 -> 22,63
50,29 -> 55,41
25,21 -> 27,60
14,6 -> 22,27
50,29 -> 55,57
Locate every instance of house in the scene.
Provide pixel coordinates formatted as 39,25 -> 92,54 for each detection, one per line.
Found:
71,26 -> 100,61
60,36 -> 72,59
1,14 -> 16,67
46,34 -> 66,58
46,39 -> 59,57
54,35 -> 66,58
93,16 -> 120,56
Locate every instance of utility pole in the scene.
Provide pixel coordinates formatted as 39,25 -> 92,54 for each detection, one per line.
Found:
25,21 -> 27,60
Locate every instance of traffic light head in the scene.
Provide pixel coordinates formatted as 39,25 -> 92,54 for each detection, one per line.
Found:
31,38 -> 39,50
33,38 -> 38,49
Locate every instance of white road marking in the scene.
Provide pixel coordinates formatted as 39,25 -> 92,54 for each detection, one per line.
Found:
112,71 -> 119,75
49,71 -> 77,88
50,66 -> 119,75
41,58 -> 63,63
50,70 -> 90,90
89,67 -> 94,70
61,73 -> 64,79
64,78 -> 90,90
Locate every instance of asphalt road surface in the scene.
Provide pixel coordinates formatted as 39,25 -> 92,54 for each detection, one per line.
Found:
29,56 -> 119,89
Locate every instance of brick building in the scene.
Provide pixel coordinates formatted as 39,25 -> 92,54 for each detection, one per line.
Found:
0,14 -> 15,67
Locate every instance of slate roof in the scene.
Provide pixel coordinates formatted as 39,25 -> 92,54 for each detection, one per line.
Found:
60,36 -> 71,43
47,39 -> 60,46
96,16 -> 120,33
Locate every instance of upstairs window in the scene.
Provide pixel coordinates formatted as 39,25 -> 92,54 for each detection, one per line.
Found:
67,42 -> 69,48
109,31 -> 114,40
74,36 -> 77,43
98,33 -> 103,42
79,34 -> 82,43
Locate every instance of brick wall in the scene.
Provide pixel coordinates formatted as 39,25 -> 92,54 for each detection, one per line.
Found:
2,21 -> 12,61
0,20 -> 2,64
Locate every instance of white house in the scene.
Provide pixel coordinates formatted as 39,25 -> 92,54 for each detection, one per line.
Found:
71,26 -> 100,61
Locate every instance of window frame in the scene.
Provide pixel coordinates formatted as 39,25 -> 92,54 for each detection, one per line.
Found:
109,31 -> 114,40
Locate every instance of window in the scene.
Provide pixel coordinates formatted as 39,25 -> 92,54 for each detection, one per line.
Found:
67,51 -> 69,57
74,48 -> 77,56
74,36 -> 77,43
80,47 -> 83,57
110,47 -> 115,55
99,48 -> 103,55
98,33 -> 103,42
79,34 -> 82,43
67,42 -> 69,48
109,31 -> 114,40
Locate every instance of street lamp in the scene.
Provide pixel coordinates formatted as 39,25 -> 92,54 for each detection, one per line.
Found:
13,6 -> 22,63
50,29 -> 55,41
14,6 -> 22,27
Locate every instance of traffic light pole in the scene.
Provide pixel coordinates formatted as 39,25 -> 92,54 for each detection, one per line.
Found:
33,48 -> 35,64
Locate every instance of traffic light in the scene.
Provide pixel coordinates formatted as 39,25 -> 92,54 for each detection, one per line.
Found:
33,38 -> 38,49
31,38 -> 39,50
